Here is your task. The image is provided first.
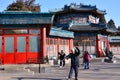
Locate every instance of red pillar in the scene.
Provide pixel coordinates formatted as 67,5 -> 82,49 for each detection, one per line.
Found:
96,35 -> 104,57
96,35 -> 101,57
41,27 -> 46,59
57,38 -> 60,53
69,38 -> 74,53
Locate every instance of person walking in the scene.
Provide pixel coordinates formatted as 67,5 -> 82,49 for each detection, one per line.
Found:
83,51 -> 90,69
58,50 -> 66,68
108,51 -> 114,63
66,47 -> 81,80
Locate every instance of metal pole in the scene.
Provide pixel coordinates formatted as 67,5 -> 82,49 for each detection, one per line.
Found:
39,63 -> 40,73
38,58 -> 41,73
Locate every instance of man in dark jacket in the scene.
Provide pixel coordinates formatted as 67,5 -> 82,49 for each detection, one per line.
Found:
66,47 -> 80,80
58,50 -> 66,68
108,51 -> 113,63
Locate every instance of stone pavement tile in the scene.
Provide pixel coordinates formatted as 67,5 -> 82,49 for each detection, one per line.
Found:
1,60 -> 120,80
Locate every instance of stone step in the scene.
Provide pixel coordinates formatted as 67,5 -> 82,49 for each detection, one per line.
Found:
0,64 -> 34,74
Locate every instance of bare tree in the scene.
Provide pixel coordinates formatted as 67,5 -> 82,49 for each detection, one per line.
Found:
6,0 -> 40,12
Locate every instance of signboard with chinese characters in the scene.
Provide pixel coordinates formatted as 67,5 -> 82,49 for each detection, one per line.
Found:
58,16 -> 88,24
88,15 -> 99,24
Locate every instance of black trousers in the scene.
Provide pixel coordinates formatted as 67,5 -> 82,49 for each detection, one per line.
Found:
60,59 -> 65,66
68,65 -> 79,79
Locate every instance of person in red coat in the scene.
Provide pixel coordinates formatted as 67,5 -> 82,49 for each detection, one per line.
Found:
83,51 -> 90,69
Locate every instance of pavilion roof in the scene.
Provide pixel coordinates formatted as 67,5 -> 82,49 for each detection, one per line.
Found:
50,3 -> 106,15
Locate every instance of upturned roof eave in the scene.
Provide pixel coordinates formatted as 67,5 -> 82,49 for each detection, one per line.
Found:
106,28 -> 119,33
69,23 -> 106,31
50,7 -> 106,15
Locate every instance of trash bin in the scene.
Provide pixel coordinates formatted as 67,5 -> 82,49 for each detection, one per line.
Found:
53,56 -> 58,65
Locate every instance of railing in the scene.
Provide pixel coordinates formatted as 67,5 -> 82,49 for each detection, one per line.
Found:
0,59 -> 2,64
27,58 -> 44,64
27,57 -> 47,73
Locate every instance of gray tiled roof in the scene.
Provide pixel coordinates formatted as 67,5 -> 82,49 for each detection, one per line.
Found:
49,28 -> 74,38
69,23 -> 106,31
0,11 -> 53,24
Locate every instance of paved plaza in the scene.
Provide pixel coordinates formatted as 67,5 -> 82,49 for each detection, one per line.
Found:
0,58 -> 120,80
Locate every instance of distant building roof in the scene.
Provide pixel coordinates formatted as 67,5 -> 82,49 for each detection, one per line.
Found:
105,24 -> 119,33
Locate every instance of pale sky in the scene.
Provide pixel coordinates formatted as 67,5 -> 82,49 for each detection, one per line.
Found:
0,0 -> 120,27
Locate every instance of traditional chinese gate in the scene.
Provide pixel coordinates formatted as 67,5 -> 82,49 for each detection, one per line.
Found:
0,12 -> 52,64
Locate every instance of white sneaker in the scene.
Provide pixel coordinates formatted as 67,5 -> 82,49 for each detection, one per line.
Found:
60,66 -> 62,68
67,78 -> 70,80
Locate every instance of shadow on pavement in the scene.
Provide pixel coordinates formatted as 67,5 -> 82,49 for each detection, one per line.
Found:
12,77 -> 63,80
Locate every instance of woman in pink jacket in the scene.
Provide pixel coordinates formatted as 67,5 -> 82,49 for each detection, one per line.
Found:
83,51 -> 90,69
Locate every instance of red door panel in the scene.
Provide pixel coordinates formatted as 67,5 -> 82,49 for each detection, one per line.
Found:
5,54 -> 15,64
15,53 -> 26,64
15,36 -> 27,64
